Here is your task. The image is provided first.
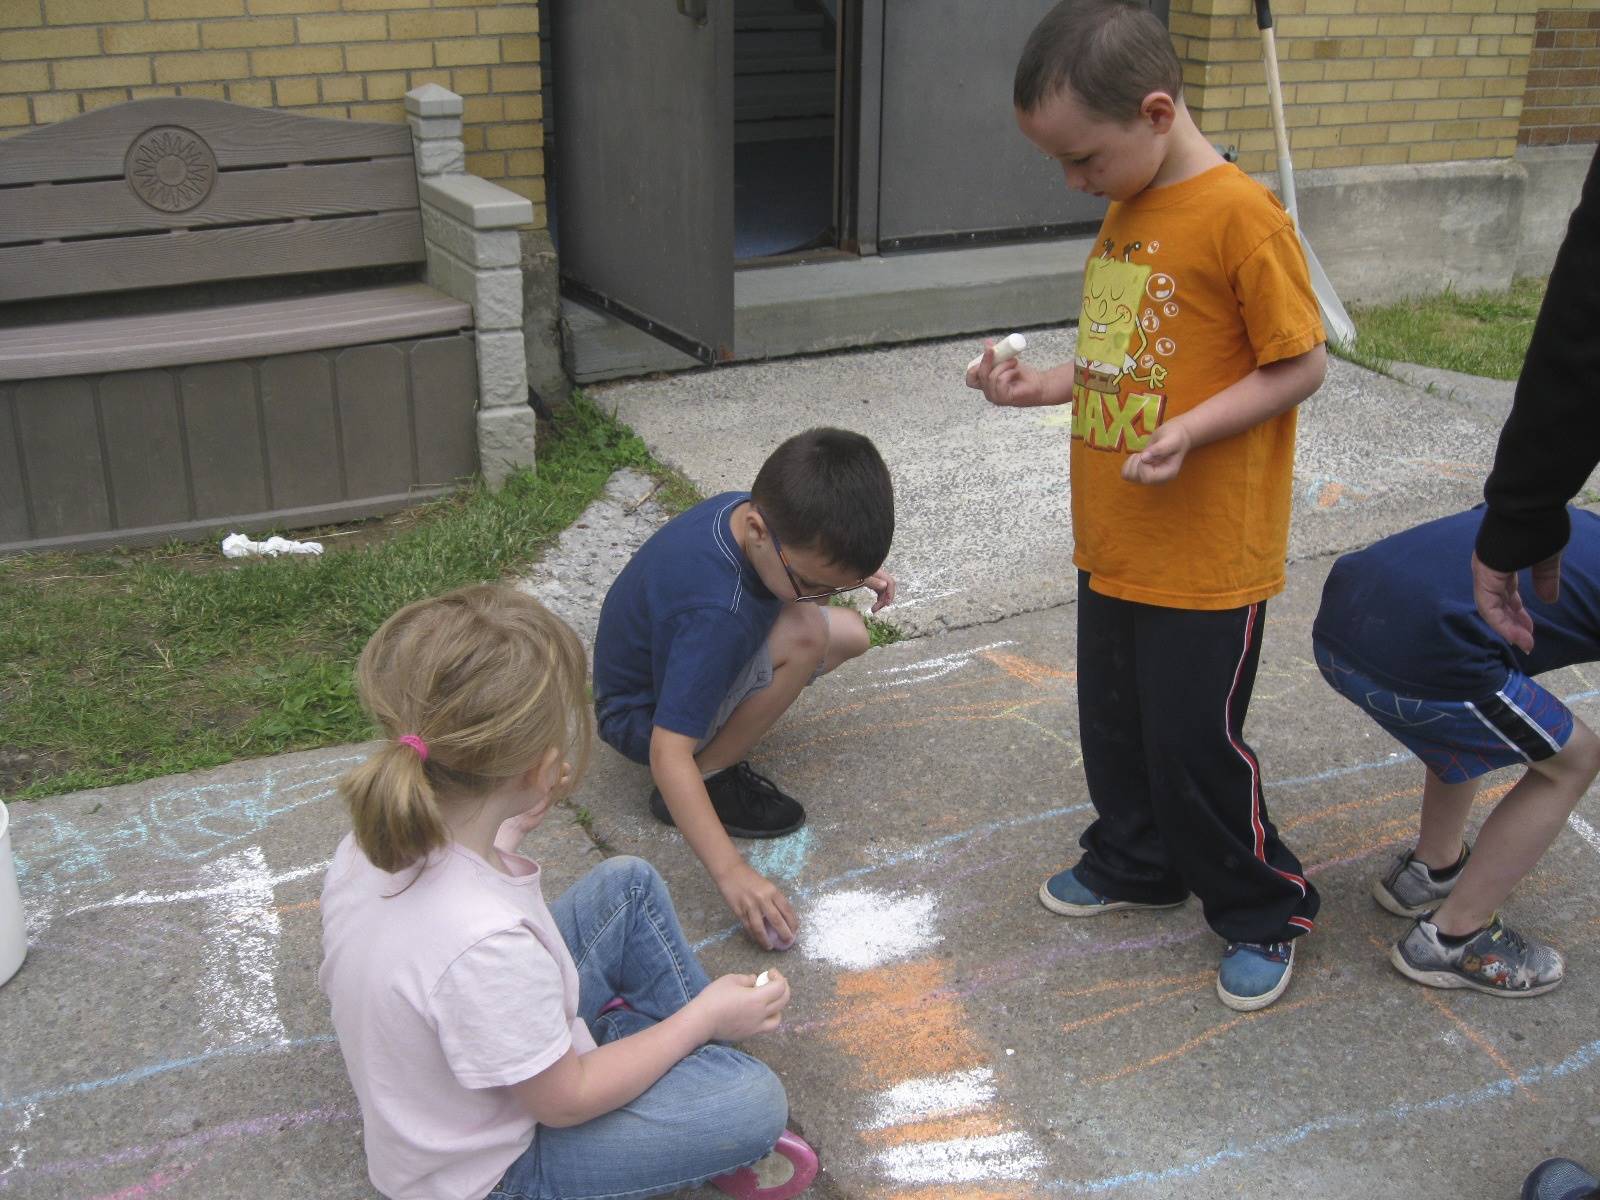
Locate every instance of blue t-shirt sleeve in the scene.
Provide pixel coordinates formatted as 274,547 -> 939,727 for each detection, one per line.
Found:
651,607 -> 766,742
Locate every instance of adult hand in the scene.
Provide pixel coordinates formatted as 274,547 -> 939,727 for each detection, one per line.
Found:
966,341 -> 1047,408
864,570 -> 897,613
1472,550 -> 1560,654
716,862 -> 799,950
690,971 -> 790,1042
1121,419 -> 1192,485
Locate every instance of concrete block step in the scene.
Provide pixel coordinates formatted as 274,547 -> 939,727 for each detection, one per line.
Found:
561,236 -> 1094,382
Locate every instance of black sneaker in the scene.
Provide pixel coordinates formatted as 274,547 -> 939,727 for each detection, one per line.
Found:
648,761 -> 806,839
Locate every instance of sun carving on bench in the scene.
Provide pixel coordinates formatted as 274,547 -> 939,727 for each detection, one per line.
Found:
125,126 -> 217,214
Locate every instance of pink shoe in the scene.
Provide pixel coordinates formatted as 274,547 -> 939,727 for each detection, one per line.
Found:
709,1131 -> 817,1200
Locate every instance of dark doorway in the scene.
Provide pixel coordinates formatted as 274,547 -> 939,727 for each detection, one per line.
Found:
734,0 -> 839,261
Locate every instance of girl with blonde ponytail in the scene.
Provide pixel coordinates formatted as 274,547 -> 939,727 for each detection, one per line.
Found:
319,586 -> 815,1200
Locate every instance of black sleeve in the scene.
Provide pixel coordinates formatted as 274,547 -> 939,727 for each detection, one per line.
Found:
1476,145 -> 1600,572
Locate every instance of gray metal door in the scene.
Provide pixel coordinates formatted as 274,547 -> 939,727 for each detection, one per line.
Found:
874,0 -> 1111,250
553,0 -> 734,363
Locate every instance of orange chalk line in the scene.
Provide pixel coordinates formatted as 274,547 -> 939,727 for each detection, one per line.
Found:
1309,815 -> 1428,865
1057,969 -> 1212,1001
878,1188 -> 1032,1200
1365,935 -> 1535,1102
1059,981 -> 1209,1036
1279,785 -> 1424,834
776,699 -> 1050,759
1418,986 -> 1537,1103
1083,994 -> 1328,1087
274,899 -> 319,915
828,960 -> 991,1087
795,648 -> 1072,736
789,676 -> 999,731
877,1188 -> 1032,1200
999,710 -> 1076,750
858,1111 -> 1011,1148
828,957 -> 1042,1181
979,651 -> 1075,689
1283,778 -> 1510,838
1301,780 -> 1517,871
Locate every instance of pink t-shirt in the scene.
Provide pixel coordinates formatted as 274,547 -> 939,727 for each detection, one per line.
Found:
319,833 -> 598,1200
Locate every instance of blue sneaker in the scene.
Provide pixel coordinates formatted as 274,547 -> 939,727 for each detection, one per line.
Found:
1216,940 -> 1295,1011
1037,866 -> 1185,917
1523,1158 -> 1599,1200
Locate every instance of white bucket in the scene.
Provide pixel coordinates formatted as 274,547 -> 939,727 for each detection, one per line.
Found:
0,801 -> 26,987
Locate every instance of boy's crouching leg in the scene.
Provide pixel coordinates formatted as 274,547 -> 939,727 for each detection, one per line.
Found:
1391,718 -> 1600,997
1436,716 -> 1600,936
819,604 -> 871,675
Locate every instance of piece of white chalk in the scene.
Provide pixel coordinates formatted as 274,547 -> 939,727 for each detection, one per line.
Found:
755,971 -> 771,987
965,332 -> 1027,376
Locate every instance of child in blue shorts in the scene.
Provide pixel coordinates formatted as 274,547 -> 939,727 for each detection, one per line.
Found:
1313,505 -> 1600,996
593,428 -> 895,951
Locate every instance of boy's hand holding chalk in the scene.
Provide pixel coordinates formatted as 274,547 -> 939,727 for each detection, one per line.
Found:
965,332 -> 1027,378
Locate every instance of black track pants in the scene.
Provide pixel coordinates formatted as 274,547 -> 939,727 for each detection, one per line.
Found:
1070,574 -> 1320,944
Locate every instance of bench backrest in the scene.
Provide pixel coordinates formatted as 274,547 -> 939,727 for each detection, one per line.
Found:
0,98 -> 423,305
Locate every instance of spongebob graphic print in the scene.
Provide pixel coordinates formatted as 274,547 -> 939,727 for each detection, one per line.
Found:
1063,164 -> 1325,609
1073,239 -> 1176,455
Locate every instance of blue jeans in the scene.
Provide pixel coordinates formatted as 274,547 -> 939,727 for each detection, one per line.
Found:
488,857 -> 787,1200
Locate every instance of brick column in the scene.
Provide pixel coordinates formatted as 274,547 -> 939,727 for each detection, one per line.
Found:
409,84 -> 537,487
405,81 -> 467,177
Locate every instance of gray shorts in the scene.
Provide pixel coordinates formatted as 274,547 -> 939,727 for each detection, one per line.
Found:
697,643 -> 777,751
697,637 -> 830,752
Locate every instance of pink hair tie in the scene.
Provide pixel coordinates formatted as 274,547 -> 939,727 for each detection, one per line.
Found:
397,734 -> 429,762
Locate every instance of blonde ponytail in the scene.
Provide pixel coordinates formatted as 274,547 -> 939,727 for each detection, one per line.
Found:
341,741 -> 449,873
339,585 -> 592,876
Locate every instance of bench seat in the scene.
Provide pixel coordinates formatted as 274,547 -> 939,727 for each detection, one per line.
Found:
0,283 -> 472,382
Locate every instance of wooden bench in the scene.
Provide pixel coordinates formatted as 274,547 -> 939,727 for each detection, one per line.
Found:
0,86 -> 535,554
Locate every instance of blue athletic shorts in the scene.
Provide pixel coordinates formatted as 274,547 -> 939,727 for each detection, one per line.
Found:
1314,643 -> 1573,783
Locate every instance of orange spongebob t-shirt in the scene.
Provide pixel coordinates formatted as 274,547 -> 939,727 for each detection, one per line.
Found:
1069,163 -> 1324,610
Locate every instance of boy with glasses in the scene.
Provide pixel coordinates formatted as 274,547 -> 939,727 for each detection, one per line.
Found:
593,428 -> 896,950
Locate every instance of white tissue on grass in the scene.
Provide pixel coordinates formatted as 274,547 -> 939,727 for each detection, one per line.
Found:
222,533 -> 324,559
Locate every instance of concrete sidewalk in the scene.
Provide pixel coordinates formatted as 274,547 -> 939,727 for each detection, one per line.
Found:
6,335 -> 1600,1200
597,331 -> 1546,636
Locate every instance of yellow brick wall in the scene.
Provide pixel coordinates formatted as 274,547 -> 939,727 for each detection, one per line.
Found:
1169,0 -> 1537,172
0,0 -> 546,227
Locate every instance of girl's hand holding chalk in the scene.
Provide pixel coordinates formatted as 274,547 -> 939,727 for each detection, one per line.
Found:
965,332 -> 1026,378
695,972 -> 789,1040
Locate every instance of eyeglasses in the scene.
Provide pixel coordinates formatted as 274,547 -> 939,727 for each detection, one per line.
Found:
756,506 -> 868,603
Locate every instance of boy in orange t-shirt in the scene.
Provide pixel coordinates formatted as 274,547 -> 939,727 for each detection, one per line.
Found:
967,0 -> 1327,1011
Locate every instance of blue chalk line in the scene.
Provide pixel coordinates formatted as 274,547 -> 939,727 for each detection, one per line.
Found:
0,1035 -> 338,1112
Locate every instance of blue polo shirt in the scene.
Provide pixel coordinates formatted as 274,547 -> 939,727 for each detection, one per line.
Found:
1312,506 -> 1600,700
592,492 -> 782,763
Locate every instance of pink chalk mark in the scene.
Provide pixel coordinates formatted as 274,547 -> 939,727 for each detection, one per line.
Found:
89,1161 -> 197,1200
1,1105 -> 357,1193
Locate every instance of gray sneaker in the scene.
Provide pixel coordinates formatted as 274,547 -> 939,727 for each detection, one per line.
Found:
1391,914 -> 1565,997
1372,846 -> 1469,917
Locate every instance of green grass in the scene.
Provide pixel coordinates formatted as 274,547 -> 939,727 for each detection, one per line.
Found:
0,395 -> 680,801
1,388 -> 918,802
864,614 -> 903,647
1340,276 -> 1547,381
